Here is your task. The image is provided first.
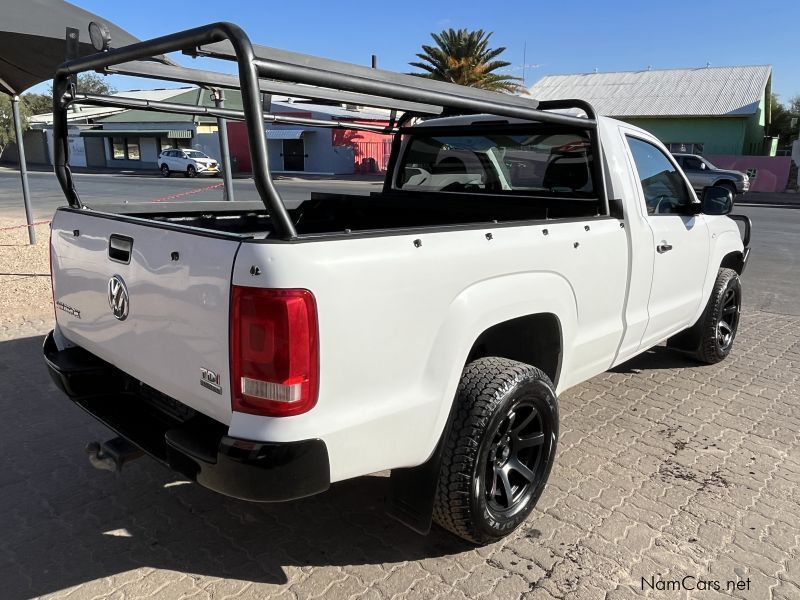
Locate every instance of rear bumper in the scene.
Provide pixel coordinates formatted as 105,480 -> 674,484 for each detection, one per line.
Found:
42,331 -> 330,502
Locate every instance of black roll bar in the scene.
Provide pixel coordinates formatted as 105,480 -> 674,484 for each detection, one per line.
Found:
53,21 -> 609,238
104,61 -> 444,116
69,93 -> 398,134
53,22 -> 297,239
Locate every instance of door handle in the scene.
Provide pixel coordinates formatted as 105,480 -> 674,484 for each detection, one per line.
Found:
656,243 -> 673,254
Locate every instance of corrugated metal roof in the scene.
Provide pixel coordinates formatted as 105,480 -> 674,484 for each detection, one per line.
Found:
269,100 -> 390,120
80,129 -> 192,138
29,88 -> 194,125
529,65 -> 772,118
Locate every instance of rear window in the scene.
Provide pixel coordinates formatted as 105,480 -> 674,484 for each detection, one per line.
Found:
396,127 -> 595,197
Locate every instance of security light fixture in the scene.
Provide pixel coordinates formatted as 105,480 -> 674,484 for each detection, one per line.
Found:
88,21 -> 111,52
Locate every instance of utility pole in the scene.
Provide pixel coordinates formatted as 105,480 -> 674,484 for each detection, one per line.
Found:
11,95 -> 35,244
210,88 -> 234,202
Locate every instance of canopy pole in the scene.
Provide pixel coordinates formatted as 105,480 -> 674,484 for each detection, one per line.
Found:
211,88 -> 234,201
11,95 -> 35,245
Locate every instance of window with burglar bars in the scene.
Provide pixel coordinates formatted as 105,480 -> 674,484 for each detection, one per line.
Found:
111,137 -> 141,161
667,142 -> 704,155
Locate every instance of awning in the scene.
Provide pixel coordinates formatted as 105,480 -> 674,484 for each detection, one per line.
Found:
80,129 -> 193,138
265,128 -> 311,140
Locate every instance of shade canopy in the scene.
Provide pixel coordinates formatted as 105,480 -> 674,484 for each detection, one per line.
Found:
80,128 -> 193,138
0,0 -> 147,95
265,128 -> 311,140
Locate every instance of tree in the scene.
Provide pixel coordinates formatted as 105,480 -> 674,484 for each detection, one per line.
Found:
0,94 -> 29,156
75,72 -> 117,95
410,28 -> 521,93
769,93 -> 800,148
44,72 -> 117,97
21,92 -> 51,116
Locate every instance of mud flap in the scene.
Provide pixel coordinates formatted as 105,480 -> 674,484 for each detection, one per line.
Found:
668,296 -> 712,354
385,405 -> 455,535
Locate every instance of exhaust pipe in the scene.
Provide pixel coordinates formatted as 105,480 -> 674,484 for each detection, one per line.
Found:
85,437 -> 144,472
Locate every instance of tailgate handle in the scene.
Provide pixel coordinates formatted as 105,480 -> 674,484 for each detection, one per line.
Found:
108,235 -> 133,264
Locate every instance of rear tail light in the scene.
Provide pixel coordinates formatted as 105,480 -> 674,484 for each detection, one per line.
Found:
231,286 -> 319,417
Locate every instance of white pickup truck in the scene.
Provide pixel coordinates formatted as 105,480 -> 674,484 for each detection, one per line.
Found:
44,23 -> 751,544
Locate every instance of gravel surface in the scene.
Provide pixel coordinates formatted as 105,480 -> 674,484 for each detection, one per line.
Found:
0,218 -> 53,328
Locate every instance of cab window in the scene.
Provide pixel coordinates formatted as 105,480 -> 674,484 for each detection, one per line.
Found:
627,137 -> 692,215
396,128 -> 596,198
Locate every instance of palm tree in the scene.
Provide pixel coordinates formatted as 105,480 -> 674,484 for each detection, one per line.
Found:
410,29 -> 521,93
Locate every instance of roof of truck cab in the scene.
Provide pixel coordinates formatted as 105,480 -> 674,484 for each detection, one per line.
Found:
412,113 -> 597,128
410,112 -> 628,129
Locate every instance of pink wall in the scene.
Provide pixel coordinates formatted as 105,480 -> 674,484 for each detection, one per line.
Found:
705,155 -> 792,193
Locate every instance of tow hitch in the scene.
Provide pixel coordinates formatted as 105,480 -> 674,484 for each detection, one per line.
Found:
85,437 -> 144,472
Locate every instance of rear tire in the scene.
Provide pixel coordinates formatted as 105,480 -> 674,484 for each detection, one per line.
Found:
160,164 -> 170,177
433,357 -> 559,544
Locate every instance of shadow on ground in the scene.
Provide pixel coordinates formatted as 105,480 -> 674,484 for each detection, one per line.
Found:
0,335 -> 470,600
610,345 -> 701,373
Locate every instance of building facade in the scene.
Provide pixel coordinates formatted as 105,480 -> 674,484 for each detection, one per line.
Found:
529,65 -> 775,156
16,87 -> 392,175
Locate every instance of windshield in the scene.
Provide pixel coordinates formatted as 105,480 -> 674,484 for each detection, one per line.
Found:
184,150 -> 209,159
396,127 -> 595,197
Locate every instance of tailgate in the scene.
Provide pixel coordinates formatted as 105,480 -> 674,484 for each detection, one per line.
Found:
50,209 -> 241,425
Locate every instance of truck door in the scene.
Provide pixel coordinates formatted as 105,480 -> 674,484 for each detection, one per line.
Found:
625,135 -> 710,349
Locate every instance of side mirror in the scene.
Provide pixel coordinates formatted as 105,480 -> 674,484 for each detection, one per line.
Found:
701,186 -> 733,215
699,163 -> 706,170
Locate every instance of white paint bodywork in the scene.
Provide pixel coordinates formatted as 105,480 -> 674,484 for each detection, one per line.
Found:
50,116 -> 745,483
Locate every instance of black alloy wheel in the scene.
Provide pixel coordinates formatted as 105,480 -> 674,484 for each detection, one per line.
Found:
433,357 -> 558,544
716,285 -> 740,353
483,398 -> 548,517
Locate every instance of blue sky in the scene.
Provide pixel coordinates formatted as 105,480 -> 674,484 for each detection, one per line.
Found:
33,0 -> 799,101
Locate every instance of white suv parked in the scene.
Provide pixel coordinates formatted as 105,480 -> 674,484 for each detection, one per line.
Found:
158,148 -> 219,177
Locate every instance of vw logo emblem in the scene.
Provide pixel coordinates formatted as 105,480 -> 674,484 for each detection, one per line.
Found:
108,275 -> 129,321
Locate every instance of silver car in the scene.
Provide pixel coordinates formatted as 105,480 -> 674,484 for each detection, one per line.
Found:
672,153 -> 749,196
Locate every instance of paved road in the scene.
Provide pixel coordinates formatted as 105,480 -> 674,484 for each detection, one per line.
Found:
2,311 -> 798,600
0,169 -> 380,219
733,205 -> 800,316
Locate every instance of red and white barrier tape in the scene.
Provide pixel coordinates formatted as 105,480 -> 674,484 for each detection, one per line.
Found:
150,182 -> 224,203
0,219 -> 51,231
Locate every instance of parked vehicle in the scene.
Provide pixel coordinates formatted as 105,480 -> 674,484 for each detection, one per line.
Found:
158,148 -> 219,177
45,23 -> 752,545
672,153 -> 749,195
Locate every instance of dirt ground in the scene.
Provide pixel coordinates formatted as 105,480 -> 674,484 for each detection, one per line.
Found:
0,218 -> 53,328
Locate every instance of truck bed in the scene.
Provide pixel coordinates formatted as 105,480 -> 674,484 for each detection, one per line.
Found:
88,190 -> 605,239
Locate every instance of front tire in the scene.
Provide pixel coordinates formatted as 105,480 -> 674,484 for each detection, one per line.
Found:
694,268 -> 742,364
433,357 -> 559,544
186,165 -> 197,178
718,181 -> 737,197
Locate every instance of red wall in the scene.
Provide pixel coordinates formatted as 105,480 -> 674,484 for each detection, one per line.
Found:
705,155 -> 792,193
332,121 -> 392,171
226,121 -> 252,172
